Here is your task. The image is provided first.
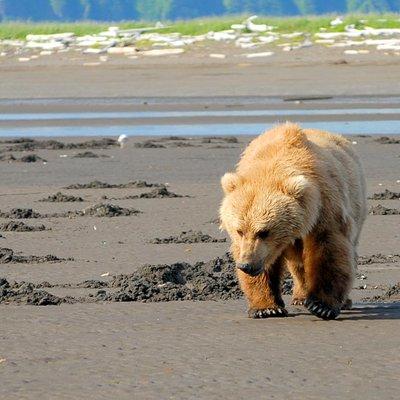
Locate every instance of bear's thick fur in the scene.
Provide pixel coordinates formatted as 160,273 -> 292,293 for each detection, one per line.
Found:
220,123 -> 366,320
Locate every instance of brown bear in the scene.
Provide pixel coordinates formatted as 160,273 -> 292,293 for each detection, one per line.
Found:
219,123 -> 366,320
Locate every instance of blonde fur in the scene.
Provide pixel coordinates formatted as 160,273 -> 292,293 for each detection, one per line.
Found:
220,123 -> 367,318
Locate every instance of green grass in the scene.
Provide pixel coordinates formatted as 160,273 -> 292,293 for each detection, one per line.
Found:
1,14 -> 400,40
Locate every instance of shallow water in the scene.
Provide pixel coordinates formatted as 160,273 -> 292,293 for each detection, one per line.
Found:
2,108 -> 400,122
1,120 -> 400,137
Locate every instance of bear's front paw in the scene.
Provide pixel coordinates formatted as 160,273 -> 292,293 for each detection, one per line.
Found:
304,296 -> 340,320
248,307 -> 288,319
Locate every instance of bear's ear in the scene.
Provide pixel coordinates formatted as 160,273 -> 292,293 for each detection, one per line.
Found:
284,175 -> 311,197
221,172 -> 241,194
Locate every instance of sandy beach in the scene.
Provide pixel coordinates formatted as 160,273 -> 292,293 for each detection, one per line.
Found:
0,45 -> 399,399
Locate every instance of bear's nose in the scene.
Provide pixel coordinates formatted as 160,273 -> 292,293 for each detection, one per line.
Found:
238,263 -> 252,273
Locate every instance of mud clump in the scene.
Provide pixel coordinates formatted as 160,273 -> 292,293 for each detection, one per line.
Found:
108,253 -> 241,302
3,138 -> 117,152
368,190 -> 400,200
0,221 -> 47,232
369,204 -> 400,215
374,136 -> 400,145
150,230 -> 226,244
201,136 -> 239,144
72,151 -> 109,158
134,141 -> 166,149
0,248 -> 70,264
39,192 -> 84,203
0,279 -> 64,305
80,203 -> 141,217
0,153 -> 46,162
0,208 -> 42,219
20,154 -> 46,163
358,254 -> 400,265
122,187 -> 185,199
64,180 -> 163,189
0,154 -> 16,162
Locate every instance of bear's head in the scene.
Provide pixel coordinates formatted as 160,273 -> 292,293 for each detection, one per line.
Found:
219,172 -> 319,276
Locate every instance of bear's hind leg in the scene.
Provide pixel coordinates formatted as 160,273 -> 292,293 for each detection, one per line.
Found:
237,257 -> 288,319
302,231 -> 354,320
285,243 -> 307,306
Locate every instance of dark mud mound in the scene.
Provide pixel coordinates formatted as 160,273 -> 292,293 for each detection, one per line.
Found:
0,248 -> 70,264
0,154 -> 16,162
169,141 -> 197,148
0,221 -> 47,232
369,204 -> 400,215
358,254 -> 400,265
374,136 -> 400,144
39,192 -> 84,203
134,141 -> 166,149
0,153 -> 46,162
80,203 -> 141,217
0,208 -> 42,219
368,190 -> 400,200
133,187 -> 185,199
0,279 -> 64,305
20,154 -> 46,163
150,230 -> 226,244
4,138 -> 117,152
72,151 -> 109,158
363,282 -> 400,303
64,180 -> 163,189
201,136 -> 239,144
107,253 -> 241,302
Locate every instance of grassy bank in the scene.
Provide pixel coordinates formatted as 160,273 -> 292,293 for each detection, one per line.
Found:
1,14 -> 400,40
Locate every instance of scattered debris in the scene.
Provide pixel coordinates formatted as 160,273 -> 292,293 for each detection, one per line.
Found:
357,254 -> 400,265
150,230 -> 226,244
369,204 -> 400,215
362,282 -> 400,303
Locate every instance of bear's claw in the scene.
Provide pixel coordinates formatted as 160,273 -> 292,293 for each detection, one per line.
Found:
304,296 -> 340,320
248,307 -> 288,319
291,299 -> 305,306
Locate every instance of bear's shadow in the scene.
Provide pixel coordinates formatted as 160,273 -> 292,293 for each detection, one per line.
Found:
292,304 -> 400,321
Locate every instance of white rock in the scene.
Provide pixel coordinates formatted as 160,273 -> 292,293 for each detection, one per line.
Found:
244,51 -> 274,58
209,53 -> 226,59
141,48 -> 184,56
26,41 -> 65,50
18,57 -> 30,62
40,50 -> 53,56
257,35 -> 277,44
26,32 -> 75,42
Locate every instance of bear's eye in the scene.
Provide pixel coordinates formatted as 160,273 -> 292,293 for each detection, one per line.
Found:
237,230 -> 244,237
257,230 -> 269,240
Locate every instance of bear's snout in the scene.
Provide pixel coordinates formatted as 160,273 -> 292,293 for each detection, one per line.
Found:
237,263 -> 263,276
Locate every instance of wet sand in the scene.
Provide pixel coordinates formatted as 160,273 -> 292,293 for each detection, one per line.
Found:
0,133 -> 399,399
1,44 -> 400,99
